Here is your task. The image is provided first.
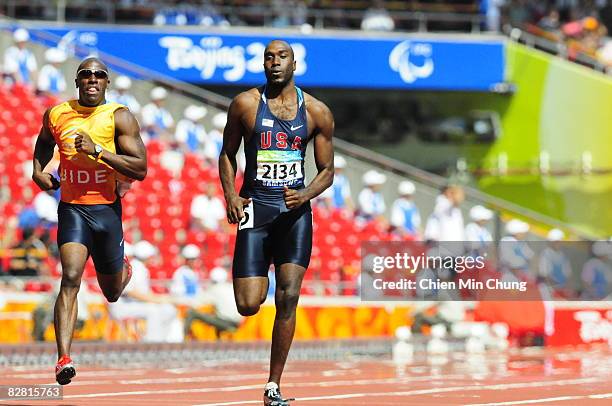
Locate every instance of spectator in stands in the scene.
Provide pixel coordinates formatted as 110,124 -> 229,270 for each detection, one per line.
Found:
36,48 -> 67,98
141,86 -> 175,142
190,183 -> 226,231
499,219 -> 534,278
538,229 -> 573,294
203,112 -> 227,167
3,28 -> 38,86
160,139 -> 185,178
319,155 -> 353,210
465,205 -> 494,254
170,244 -> 202,299
482,0 -> 506,32
390,181 -> 421,239
538,7 -> 561,32
357,170 -> 387,221
506,0 -> 532,28
581,241 -> 611,299
107,75 -> 141,115
175,105 -> 208,153
8,228 -> 49,277
361,0 -> 395,31
108,241 -> 184,342
424,185 -> 465,242
331,155 -> 353,210
199,2 -> 230,27
183,267 -> 243,340
32,189 -> 59,228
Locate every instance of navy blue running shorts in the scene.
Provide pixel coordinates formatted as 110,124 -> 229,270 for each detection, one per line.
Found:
57,199 -> 124,275
233,200 -> 312,278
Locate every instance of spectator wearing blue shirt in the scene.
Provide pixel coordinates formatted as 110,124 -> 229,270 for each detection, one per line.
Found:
175,105 -> 208,153
391,181 -> 421,238
539,229 -> 572,293
107,75 -> 141,115
581,241 -> 611,299
3,29 -> 37,86
141,87 -> 175,142
465,205 -> 494,255
37,48 -> 67,97
170,244 -> 202,299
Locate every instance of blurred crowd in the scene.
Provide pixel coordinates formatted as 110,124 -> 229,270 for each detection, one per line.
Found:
7,1 -> 481,32
497,0 -> 612,69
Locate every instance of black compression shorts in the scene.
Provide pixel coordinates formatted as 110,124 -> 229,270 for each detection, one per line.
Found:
232,200 -> 312,278
57,199 -> 124,275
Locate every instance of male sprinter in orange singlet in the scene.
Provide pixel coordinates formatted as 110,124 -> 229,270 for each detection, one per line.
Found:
32,57 -> 146,385
220,40 -> 335,405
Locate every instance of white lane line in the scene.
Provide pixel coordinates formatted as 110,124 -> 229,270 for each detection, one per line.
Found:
4,369 -> 148,379
466,392 -> 612,405
465,396 -> 584,405
63,376 -> 601,403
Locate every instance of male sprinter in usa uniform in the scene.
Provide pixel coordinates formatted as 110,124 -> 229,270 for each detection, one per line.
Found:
219,40 -> 334,405
32,57 -> 146,385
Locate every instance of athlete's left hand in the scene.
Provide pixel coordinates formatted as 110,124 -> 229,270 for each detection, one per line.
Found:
74,132 -> 95,156
284,186 -> 308,209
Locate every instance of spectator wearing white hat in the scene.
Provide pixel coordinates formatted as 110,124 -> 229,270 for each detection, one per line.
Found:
358,170 -> 386,221
108,240 -> 184,342
317,155 -> 353,210
36,48 -> 66,97
499,219 -> 534,278
424,185 -> 465,242
390,181 -> 421,238
107,75 -> 141,114
183,266 -> 243,340
141,86 -> 175,141
175,105 -> 208,153
170,244 -> 202,299
203,112 -> 227,167
3,28 -> 38,86
538,229 -> 573,294
331,155 -> 354,210
190,183 -> 226,231
581,241 -> 611,299
465,205 -> 493,254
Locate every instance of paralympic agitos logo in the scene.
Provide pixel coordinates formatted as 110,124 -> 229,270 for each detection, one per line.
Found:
389,40 -> 434,84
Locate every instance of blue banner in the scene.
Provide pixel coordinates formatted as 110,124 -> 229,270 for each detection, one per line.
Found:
32,26 -> 505,91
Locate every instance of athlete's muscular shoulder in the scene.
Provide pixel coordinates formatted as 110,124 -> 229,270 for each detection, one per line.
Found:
229,88 -> 261,130
304,93 -> 334,135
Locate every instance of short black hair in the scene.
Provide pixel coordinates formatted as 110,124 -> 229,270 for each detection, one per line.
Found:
264,40 -> 294,60
77,57 -> 109,73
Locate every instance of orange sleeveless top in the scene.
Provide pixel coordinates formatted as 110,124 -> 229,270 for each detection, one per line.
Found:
49,100 -> 125,205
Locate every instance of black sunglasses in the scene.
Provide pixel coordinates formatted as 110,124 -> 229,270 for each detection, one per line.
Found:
77,69 -> 108,79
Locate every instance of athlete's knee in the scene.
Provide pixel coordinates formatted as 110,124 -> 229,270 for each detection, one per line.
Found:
103,290 -> 122,303
236,301 -> 260,317
60,268 -> 82,290
276,288 -> 300,318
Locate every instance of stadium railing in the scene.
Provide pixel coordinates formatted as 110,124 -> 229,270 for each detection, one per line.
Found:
504,25 -> 609,75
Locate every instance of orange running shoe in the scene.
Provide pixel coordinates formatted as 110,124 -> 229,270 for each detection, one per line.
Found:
55,355 -> 76,385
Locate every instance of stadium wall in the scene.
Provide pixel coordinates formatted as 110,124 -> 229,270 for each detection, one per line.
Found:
473,42 -> 612,237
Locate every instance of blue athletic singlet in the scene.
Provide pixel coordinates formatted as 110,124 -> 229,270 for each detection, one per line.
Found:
240,86 -> 308,204
233,86 -> 313,278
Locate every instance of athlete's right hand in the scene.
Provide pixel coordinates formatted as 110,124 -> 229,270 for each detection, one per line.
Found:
32,172 -> 60,191
226,195 -> 252,224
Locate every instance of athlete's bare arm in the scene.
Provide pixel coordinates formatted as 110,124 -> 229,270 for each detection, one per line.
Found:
219,90 -> 258,224
32,108 -> 60,191
284,95 -> 334,209
74,108 -> 147,180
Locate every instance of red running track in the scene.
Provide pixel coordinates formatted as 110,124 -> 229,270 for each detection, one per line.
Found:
1,346 -> 611,406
